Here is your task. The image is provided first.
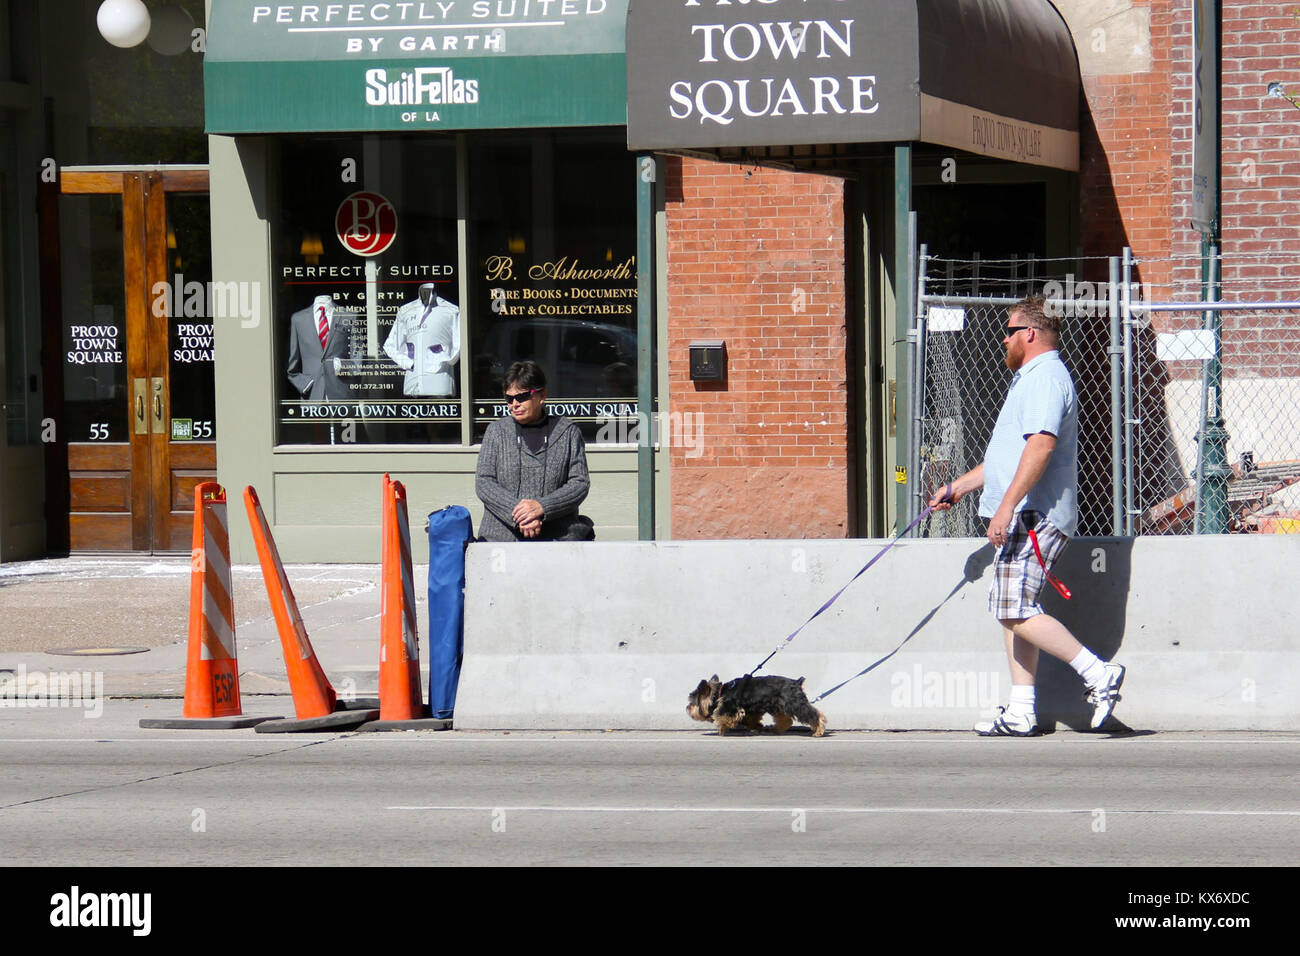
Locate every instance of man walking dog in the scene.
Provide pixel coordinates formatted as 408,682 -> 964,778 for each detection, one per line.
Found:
929,294 -> 1125,735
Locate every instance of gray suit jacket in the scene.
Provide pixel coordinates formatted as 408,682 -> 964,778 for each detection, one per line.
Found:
287,304 -> 354,401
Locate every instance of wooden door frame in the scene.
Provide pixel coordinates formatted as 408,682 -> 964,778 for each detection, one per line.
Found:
145,169 -> 211,551
39,166 -> 210,553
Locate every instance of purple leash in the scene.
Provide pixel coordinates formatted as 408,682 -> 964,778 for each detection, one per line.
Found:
748,485 -> 948,678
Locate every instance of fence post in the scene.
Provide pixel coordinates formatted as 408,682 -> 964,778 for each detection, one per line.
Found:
1195,246 -> 1231,533
911,241 -> 928,530
1109,256 -> 1122,535
1122,247 -> 1135,534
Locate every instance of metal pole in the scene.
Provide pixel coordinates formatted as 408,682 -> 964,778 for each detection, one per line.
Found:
1122,247 -> 1134,535
456,134 -> 473,447
910,236 -> 927,531
893,144 -> 912,532
635,154 -> 656,540
1196,245 -> 1230,533
1192,322 -> 1209,535
1191,0 -> 1227,533
1141,299 -> 1300,311
1109,256 -> 1122,535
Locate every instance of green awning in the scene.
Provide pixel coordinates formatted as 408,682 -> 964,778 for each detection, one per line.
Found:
205,0 -> 627,133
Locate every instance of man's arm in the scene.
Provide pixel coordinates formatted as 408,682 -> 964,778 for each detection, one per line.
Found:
986,432 -> 1057,547
929,462 -> 985,511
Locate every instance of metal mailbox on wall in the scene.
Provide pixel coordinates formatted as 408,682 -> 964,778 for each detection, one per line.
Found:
689,339 -> 726,383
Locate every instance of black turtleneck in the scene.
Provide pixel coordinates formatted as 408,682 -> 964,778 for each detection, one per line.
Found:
516,412 -> 551,456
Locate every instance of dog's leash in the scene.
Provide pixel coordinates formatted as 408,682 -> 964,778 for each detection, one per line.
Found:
748,485 -> 949,678
809,507 -> 1071,705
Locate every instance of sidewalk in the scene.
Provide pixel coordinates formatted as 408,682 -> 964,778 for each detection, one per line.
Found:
0,557 -> 404,699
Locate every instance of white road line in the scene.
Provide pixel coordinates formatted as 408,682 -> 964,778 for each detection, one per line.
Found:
0,735 -> 1297,744
342,735 -> 1300,744
386,805 -> 1300,816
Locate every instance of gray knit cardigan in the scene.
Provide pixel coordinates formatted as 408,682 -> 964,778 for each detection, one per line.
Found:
474,414 -> 590,541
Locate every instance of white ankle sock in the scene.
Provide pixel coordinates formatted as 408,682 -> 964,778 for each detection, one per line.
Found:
1070,648 -> 1106,686
1007,684 -> 1036,718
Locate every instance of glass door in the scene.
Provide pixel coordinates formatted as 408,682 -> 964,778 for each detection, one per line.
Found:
50,168 -> 213,551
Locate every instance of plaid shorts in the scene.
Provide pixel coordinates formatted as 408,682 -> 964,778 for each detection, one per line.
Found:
988,511 -> 1069,621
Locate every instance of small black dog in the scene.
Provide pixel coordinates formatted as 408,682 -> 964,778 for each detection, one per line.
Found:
687,674 -> 827,736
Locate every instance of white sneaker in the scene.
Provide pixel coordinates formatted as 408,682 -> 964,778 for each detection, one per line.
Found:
974,706 -> 1042,737
1085,663 -> 1126,729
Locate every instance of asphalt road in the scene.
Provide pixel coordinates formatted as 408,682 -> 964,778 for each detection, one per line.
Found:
1,703 -> 1295,868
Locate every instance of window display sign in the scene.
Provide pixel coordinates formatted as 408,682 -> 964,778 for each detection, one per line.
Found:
64,307 -> 128,443
474,252 -> 638,424
465,135 -> 639,440
280,264 -> 462,426
336,191 -> 398,256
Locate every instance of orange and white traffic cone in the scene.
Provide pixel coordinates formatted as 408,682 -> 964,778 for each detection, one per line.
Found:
139,483 -> 276,729
244,485 -> 375,732
379,475 -> 425,720
185,483 -> 240,718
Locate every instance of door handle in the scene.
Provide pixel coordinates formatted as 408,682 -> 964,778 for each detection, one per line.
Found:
133,378 -> 147,435
151,377 -> 166,434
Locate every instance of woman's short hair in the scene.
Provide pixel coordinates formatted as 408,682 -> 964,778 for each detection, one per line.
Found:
505,360 -> 547,392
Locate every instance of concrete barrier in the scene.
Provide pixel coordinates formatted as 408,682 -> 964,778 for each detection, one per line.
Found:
455,536 -> 1298,731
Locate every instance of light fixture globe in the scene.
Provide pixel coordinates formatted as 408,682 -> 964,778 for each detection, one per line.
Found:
97,0 -> 152,49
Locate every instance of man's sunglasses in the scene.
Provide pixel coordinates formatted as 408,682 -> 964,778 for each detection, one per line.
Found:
1004,323 -> 1035,336
504,388 -> 541,404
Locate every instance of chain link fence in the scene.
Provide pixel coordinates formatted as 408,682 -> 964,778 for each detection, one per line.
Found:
910,251 -> 1300,537
913,254 -> 1118,537
1133,303 -> 1300,534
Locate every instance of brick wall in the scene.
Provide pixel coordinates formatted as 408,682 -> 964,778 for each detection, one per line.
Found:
1082,1 -> 1300,373
1206,2 -> 1300,287
1077,0 -> 1175,290
664,157 -> 849,538
1210,2 -> 1300,376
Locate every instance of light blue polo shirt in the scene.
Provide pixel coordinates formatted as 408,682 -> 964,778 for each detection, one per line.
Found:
979,350 -> 1079,536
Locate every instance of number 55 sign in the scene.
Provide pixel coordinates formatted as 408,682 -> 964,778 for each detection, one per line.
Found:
336,191 -> 397,257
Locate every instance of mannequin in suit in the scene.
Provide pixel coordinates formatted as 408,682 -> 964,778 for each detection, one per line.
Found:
287,295 -> 353,401
383,282 -> 460,397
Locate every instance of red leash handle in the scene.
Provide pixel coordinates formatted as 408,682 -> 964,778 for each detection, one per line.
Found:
1027,527 -> 1071,600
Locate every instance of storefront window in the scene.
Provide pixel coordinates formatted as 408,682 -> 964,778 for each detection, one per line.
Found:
468,132 -> 638,442
274,135 -> 460,445
272,130 -> 635,447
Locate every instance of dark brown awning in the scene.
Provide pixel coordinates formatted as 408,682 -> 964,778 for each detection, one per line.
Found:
626,0 -> 1080,171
